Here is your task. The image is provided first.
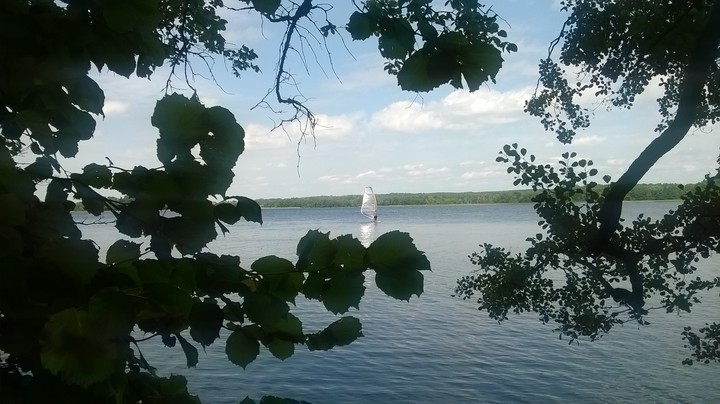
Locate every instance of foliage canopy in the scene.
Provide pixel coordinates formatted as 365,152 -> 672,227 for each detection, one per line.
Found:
0,0 -> 514,401
457,0 -> 720,365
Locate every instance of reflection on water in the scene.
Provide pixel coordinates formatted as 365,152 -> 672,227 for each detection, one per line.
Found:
358,222 -> 378,247
75,204 -> 720,403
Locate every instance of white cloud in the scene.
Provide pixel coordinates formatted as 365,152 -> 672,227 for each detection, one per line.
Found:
406,166 -> 450,177
243,123 -> 291,150
314,114 -> 356,140
371,101 -> 444,133
102,100 -> 129,116
572,134 -> 606,145
356,170 -> 383,179
459,160 -> 487,166
402,163 -> 424,170
370,87 -> 533,134
318,175 -> 341,182
461,171 -> 494,180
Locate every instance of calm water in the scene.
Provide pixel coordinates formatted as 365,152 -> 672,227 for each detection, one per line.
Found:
80,202 -> 720,403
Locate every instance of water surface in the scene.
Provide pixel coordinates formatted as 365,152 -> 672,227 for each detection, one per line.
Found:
79,202 -> 720,403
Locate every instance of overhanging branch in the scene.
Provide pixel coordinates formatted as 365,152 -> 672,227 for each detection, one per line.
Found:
594,2 -> 720,251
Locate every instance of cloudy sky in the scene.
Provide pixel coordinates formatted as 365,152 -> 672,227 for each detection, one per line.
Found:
69,0 -> 719,199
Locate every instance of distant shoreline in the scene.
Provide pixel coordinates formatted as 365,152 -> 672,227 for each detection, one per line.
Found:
71,183 -> 693,211
255,183 -> 692,209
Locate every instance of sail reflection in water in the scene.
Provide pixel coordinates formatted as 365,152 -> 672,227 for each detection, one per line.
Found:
358,222 -> 378,247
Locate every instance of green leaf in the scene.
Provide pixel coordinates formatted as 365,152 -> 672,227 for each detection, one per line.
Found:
189,301 -> 224,347
115,211 -> 144,238
101,42 -> 137,78
88,290 -> 136,336
251,255 -> 295,275
226,329 -> 260,368
251,0 -> 281,14
0,193 -> 26,227
175,333 -> 199,368
459,42 -> 503,91
243,294 -> 289,326
152,94 -> 206,164
332,234 -> 366,270
296,230 -> 336,271
164,216 -> 217,255
74,182 -> 105,215
367,231 -> 430,272
397,48 -> 450,92
306,316 -> 363,351
25,156 -> 53,178
321,272 -> 365,314
268,313 -> 304,342
267,338 -> 294,360
200,106 -> 245,173
367,231 -> 429,300
102,2 -> 137,33
262,272 -> 305,302
375,269 -> 424,301
138,282 -> 194,328
347,12 -> 376,40
106,240 -> 141,265
79,163 -> 112,188
417,19 -> 438,40
215,196 -> 262,225
41,309 -> 122,387
378,18 -> 415,59
303,273 -> 325,300
65,75 -> 105,115
39,239 -> 99,286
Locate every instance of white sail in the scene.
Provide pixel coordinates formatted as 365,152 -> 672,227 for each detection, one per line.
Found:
361,186 -> 377,220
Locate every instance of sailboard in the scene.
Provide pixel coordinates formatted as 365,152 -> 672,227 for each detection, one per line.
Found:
360,186 -> 378,222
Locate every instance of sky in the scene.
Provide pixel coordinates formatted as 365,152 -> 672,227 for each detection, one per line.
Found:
66,0 -> 719,199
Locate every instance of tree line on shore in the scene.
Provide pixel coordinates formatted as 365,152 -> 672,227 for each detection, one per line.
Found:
254,183 -> 695,208
70,183 -> 698,212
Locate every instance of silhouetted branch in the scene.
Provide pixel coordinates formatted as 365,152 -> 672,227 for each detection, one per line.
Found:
594,2 -> 720,251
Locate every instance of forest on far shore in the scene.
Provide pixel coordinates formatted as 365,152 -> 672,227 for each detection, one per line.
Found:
71,183 -> 698,211
255,183 -> 696,208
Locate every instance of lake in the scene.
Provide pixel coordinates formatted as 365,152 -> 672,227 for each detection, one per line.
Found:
80,202 -> 720,403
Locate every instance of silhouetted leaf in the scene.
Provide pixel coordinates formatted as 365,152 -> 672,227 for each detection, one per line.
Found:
302,273 -> 325,300
226,329 -> 260,368
215,196 -> 262,225
251,0 -> 280,14
347,12 -> 376,40
306,316 -> 363,351
296,230 -> 335,271
332,234 -> 366,270
321,272 -> 365,314
176,333 -> 199,367
252,255 -> 295,275
378,18 -> 415,59
40,309 -> 122,387
106,240 -> 141,265
66,75 -> 105,115
267,338 -> 294,360
367,231 -> 430,272
79,163 -> 112,188
189,301 -> 224,347
26,156 -> 53,178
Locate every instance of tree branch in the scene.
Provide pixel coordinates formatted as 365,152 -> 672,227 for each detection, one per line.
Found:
594,2 -> 720,251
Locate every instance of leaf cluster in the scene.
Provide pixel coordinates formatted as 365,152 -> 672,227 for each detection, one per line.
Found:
0,1 -> 436,402
525,0 -> 720,142
347,0 -> 517,92
457,144 -> 720,357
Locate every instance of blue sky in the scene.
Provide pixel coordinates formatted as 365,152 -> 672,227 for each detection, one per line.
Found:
68,0 -> 719,199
